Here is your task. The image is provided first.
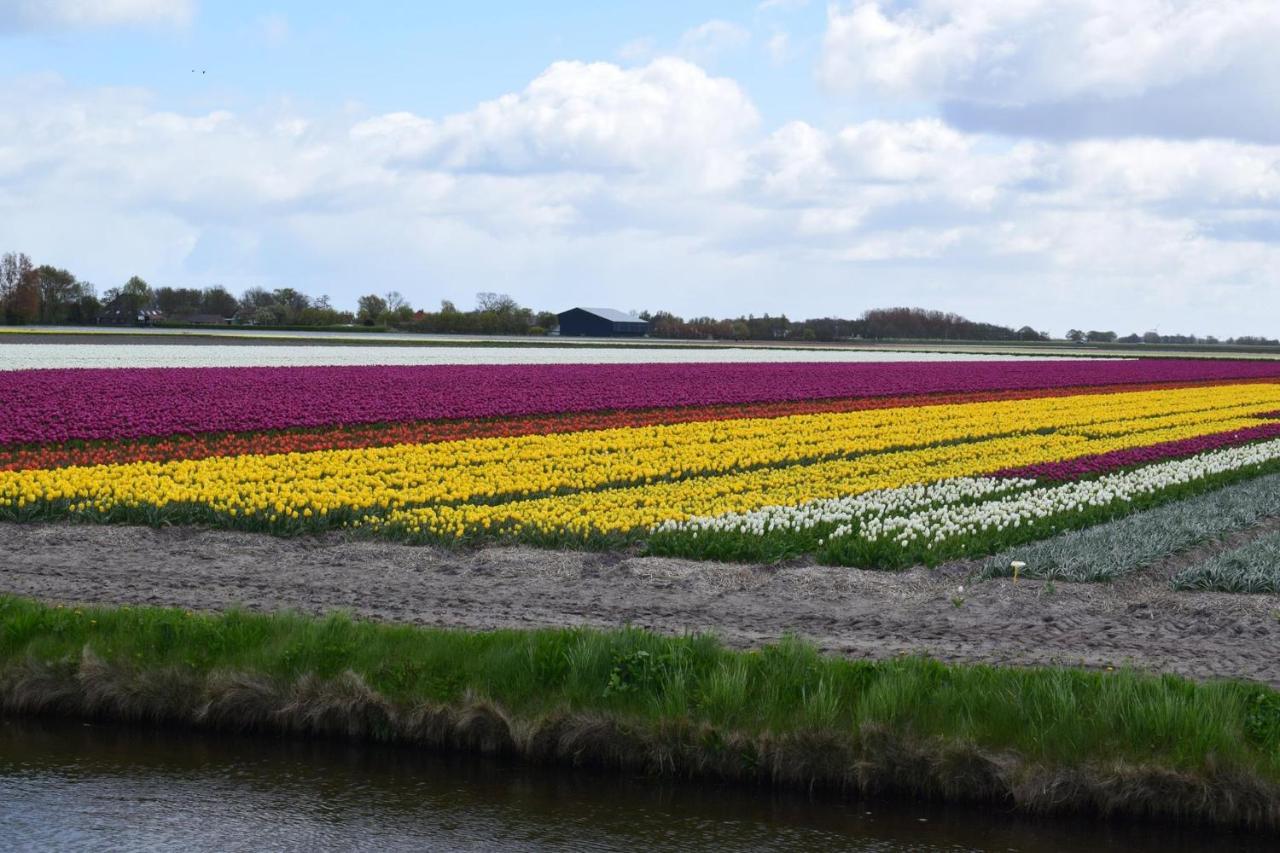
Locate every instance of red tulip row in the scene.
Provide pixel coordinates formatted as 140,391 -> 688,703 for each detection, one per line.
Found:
993,420 -> 1280,481
0,377 -> 1264,471
7,358 -> 1280,445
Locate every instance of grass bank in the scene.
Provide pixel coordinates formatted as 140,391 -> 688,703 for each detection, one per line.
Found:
1,596 -> 1278,830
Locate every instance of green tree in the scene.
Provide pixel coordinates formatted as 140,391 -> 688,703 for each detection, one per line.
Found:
357,293 -> 388,325
239,287 -> 277,315
473,292 -> 533,334
200,286 -> 240,318
253,305 -> 285,325
33,266 -> 79,324
152,286 -> 205,317
1,252 -> 35,324
271,288 -> 312,323
66,286 -> 102,324
122,276 -> 153,310
8,268 -> 40,323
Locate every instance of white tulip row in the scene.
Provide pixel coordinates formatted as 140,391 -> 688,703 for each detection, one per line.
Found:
828,437 -> 1280,550
0,343 -> 1078,371
651,476 -> 1038,538
653,437 -> 1280,556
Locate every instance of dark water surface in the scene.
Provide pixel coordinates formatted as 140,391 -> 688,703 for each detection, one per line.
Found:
0,718 -> 1272,852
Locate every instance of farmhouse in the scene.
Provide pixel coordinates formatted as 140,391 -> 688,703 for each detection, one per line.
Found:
97,308 -> 166,326
557,307 -> 649,337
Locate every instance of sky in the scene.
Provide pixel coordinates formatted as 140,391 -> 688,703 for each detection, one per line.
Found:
1,1 -> 1278,337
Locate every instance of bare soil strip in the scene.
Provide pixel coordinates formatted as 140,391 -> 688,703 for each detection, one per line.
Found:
1,522 -> 1277,687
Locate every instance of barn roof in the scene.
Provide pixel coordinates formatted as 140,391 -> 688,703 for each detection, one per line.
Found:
566,307 -> 647,323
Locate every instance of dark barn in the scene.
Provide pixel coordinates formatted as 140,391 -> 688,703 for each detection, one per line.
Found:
557,307 -> 649,337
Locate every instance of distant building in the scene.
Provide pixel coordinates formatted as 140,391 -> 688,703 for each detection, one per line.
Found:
557,307 -> 649,337
98,308 -> 165,326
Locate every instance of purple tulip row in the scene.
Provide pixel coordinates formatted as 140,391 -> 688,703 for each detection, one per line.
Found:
994,421 -> 1280,481
4,358 -> 1280,446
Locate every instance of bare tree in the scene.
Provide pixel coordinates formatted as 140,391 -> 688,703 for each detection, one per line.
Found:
384,291 -> 409,312
1,252 -> 34,306
476,292 -> 518,313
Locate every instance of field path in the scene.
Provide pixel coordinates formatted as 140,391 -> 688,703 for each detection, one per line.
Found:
1,522 -> 1277,687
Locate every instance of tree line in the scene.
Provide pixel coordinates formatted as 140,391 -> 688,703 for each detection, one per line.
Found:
642,307 -> 1049,343
1,253 -> 101,325
0,252 -> 362,328
0,257 -> 1048,342
1065,328 -> 1279,347
2,250 -> 1274,345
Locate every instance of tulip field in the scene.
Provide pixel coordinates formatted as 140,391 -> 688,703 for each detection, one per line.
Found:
0,342 -> 1073,370
4,353 -> 1280,571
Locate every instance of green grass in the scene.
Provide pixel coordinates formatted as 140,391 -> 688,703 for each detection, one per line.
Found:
2,595 -> 1278,776
5,596 -> 1280,825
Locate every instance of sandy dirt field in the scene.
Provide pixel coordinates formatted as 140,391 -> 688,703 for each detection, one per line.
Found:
2,522 -> 1277,687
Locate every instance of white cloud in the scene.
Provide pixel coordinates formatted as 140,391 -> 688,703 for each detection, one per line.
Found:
832,119 -> 979,183
819,1 -> 1280,141
2,60 -> 1280,337
253,12 -> 288,45
351,59 -> 760,189
1055,139 -> 1280,205
752,117 -> 1044,214
616,37 -> 655,64
677,19 -> 751,64
0,0 -> 194,30
822,0 -> 1276,101
753,121 -> 834,199
766,31 -> 790,65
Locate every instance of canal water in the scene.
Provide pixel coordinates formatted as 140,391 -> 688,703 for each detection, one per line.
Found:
1,717 -> 1271,852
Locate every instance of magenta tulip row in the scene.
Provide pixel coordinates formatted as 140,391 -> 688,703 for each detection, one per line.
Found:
994,420 -> 1280,481
4,358 -> 1280,445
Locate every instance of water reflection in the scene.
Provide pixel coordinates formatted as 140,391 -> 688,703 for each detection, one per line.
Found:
0,718 -> 1266,852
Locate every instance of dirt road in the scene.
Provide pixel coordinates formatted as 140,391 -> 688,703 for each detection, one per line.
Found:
2,522 -> 1276,686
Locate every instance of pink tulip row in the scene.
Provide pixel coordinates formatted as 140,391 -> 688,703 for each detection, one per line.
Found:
4,358 -> 1280,445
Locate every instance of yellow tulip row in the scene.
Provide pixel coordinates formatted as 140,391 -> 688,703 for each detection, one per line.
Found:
363,414 -> 1276,538
2,382 -> 1279,538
